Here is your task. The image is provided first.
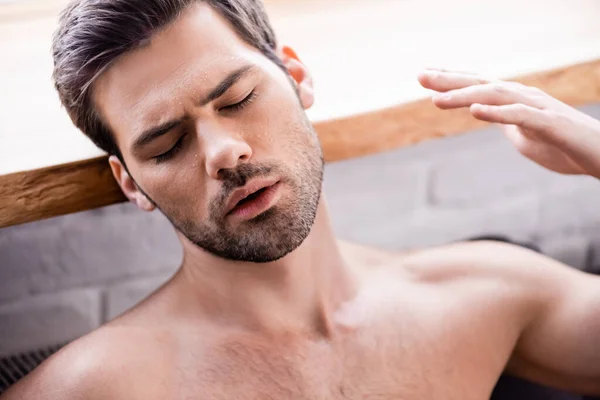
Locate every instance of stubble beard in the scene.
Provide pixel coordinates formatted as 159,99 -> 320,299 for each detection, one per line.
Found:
153,120 -> 324,263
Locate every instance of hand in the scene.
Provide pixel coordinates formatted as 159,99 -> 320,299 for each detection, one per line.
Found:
418,69 -> 600,179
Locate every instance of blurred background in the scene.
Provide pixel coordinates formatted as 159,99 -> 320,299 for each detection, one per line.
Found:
1,0 -> 600,397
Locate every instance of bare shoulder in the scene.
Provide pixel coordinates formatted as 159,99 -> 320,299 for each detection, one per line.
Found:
388,240 -> 599,320
397,240 -> 583,284
338,238 -> 590,292
337,239 -> 404,269
1,324 -> 174,400
338,238 -> 551,279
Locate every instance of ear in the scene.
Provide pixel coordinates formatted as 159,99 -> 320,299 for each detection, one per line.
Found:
279,45 -> 314,110
108,155 -> 155,212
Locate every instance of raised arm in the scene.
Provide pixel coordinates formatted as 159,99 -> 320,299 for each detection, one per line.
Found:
501,244 -> 600,395
418,69 -> 600,179
441,241 -> 600,395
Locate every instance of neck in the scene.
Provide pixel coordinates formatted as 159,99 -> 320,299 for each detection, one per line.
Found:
172,197 -> 356,337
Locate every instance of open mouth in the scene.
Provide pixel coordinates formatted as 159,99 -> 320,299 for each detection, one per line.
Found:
234,187 -> 269,208
226,181 -> 281,220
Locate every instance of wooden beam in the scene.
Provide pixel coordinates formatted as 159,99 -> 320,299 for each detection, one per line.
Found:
316,58 -> 600,162
1,59 -> 599,228
0,157 -> 126,228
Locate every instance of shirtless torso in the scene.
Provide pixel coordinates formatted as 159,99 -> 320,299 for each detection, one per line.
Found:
6,240 -> 598,400
6,1 -> 600,398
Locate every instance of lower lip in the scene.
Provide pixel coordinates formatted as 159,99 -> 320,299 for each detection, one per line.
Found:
228,182 -> 282,221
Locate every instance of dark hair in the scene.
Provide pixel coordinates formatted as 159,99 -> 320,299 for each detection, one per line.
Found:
52,0 -> 283,160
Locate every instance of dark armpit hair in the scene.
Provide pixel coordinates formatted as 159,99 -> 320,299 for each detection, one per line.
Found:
52,0 -> 283,159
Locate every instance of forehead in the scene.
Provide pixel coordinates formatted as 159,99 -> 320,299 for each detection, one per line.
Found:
93,2 -> 262,148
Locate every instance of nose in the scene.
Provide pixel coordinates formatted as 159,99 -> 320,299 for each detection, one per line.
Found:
203,131 -> 253,180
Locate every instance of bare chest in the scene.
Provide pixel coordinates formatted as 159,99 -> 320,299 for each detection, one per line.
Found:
171,307 -> 515,400
135,268 -> 522,400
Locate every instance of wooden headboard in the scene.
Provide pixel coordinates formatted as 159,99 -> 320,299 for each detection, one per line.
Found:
1,0 -> 600,228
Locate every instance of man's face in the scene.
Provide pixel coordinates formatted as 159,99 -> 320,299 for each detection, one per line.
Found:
93,3 -> 324,262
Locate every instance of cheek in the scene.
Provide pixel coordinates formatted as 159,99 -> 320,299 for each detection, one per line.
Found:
138,163 -> 209,216
245,86 -> 309,151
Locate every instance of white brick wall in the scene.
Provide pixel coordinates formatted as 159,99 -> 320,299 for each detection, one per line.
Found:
0,204 -> 181,303
104,271 -> 175,321
428,140 -> 582,207
0,289 -> 101,357
1,104 -> 600,358
538,181 -> 600,235
540,235 -> 591,271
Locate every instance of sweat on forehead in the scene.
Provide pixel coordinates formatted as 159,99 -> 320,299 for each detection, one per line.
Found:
52,0 -> 282,158
91,8 -> 266,154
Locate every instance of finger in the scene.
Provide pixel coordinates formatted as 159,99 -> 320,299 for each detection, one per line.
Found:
502,124 -> 529,151
502,124 -> 548,161
502,125 -> 586,175
477,104 -> 600,179
433,83 -> 544,110
470,103 -> 552,132
418,70 -> 491,93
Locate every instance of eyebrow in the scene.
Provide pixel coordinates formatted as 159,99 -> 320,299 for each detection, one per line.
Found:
198,64 -> 255,107
132,118 -> 185,153
131,64 -> 256,153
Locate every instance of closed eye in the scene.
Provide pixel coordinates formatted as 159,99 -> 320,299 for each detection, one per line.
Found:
219,90 -> 257,113
153,134 -> 186,164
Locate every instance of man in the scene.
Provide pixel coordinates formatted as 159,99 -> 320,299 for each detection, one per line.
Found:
3,0 -> 600,398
